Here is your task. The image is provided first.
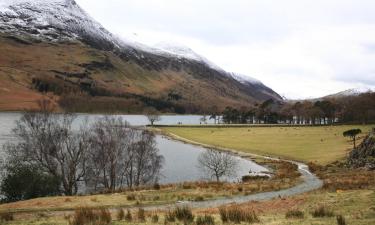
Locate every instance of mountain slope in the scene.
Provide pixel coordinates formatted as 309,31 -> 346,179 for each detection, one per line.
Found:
0,0 -> 281,113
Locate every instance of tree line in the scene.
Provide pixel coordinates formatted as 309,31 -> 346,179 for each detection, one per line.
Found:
218,92 -> 375,125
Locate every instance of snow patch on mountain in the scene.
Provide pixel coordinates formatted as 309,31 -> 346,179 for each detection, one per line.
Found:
153,41 -> 225,71
229,73 -> 262,85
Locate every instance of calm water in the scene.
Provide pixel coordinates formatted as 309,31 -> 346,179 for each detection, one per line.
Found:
0,113 -> 267,184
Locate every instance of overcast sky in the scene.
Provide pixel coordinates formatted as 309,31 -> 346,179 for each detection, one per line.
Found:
76,0 -> 375,99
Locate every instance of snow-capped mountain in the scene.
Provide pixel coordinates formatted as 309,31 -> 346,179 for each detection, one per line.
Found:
0,0 -> 282,112
0,0 -> 220,69
324,87 -> 374,99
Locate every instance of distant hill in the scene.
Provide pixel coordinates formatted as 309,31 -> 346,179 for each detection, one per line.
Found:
0,0 -> 281,113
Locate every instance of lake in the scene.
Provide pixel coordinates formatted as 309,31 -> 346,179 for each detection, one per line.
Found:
0,113 -> 267,184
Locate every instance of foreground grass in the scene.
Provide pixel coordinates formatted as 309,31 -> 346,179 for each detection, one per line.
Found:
3,188 -> 374,224
162,125 -> 373,164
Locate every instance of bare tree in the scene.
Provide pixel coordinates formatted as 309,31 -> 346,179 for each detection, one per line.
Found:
85,116 -> 134,191
85,117 -> 164,190
197,149 -> 238,182
124,130 -> 164,188
6,110 -> 89,196
145,108 -> 161,126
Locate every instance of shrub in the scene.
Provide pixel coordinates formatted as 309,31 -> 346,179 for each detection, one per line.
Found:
196,215 -> 215,225
311,206 -> 334,218
336,215 -> 346,225
125,209 -> 132,222
151,214 -> 159,223
219,206 -> 259,224
0,212 -> 14,221
137,208 -> 146,222
285,209 -> 304,219
0,163 -> 60,202
117,208 -> 125,221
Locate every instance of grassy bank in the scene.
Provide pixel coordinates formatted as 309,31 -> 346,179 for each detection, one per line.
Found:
162,125 -> 373,164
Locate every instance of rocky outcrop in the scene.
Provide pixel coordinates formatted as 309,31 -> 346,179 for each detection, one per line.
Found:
347,133 -> 375,170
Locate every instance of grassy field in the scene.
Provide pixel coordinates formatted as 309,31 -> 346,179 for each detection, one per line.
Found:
162,125 -> 374,165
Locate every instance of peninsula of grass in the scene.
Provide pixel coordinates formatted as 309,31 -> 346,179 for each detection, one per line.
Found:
161,125 -> 373,165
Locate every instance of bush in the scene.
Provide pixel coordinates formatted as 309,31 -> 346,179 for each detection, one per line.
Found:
219,206 -> 259,224
0,164 -> 60,202
69,207 -> 111,225
137,208 -> 146,222
336,215 -> 346,225
311,206 -> 334,218
0,212 -> 14,221
285,209 -> 304,219
196,215 -> 215,225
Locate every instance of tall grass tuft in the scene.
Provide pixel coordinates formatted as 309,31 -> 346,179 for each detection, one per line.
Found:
117,208 -> 125,221
0,211 -> 14,221
125,209 -> 132,222
219,205 -> 259,224
336,215 -> 346,225
151,214 -> 159,223
196,215 -> 215,225
285,209 -> 304,219
311,205 -> 334,218
137,208 -> 146,222
174,206 -> 194,223
165,210 -> 176,222
99,209 -> 111,224
69,207 -> 111,225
